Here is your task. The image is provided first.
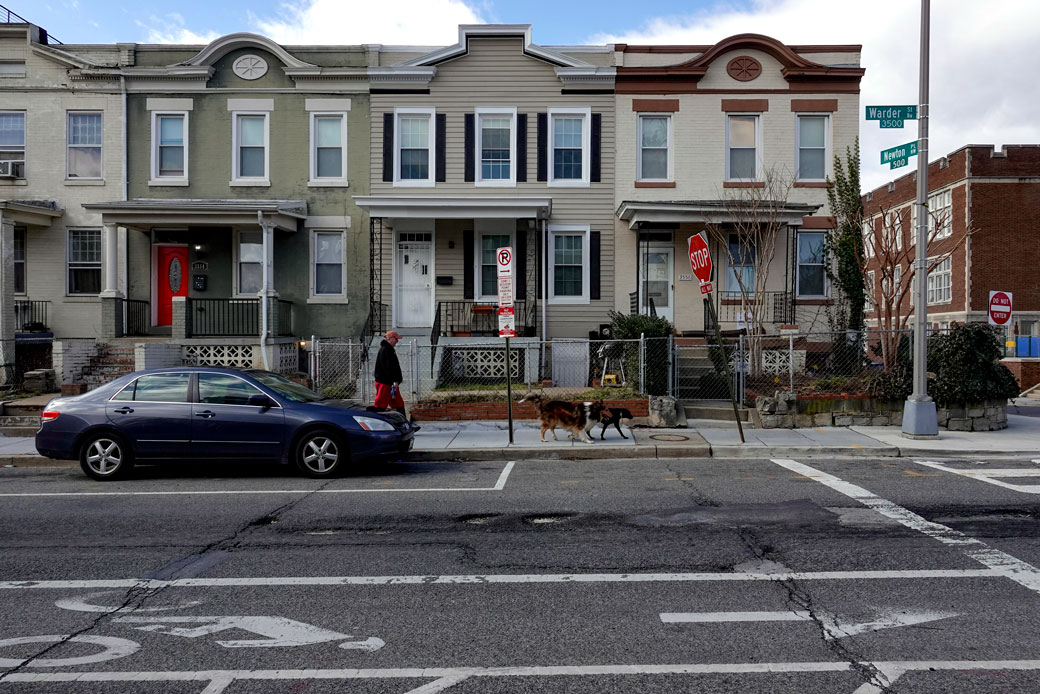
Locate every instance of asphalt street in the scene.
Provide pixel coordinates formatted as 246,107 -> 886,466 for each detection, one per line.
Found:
2,455 -> 1040,693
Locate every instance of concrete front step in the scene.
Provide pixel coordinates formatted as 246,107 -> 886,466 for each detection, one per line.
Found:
0,415 -> 41,427
1,427 -> 38,437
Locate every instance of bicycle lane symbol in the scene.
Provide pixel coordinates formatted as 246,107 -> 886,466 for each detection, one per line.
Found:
0,591 -> 383,668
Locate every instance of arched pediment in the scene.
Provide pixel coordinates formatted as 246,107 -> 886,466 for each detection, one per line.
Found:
179,32 -> 316,69
681,34 -> 818,71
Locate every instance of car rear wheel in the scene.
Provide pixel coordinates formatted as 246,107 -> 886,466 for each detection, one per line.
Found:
79,433 -> 134,481
295,429 -> 346,478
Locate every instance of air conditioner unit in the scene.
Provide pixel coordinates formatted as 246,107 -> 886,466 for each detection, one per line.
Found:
0,160 -> 24,178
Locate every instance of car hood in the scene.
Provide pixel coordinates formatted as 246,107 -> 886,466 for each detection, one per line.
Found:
308,399 -> 408,425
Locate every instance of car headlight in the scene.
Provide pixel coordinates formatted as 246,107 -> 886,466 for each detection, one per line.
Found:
353,416 -> 396,432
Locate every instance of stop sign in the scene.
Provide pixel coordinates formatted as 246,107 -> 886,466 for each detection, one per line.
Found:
988,290 -> 1013,326
688,234 -> 713,284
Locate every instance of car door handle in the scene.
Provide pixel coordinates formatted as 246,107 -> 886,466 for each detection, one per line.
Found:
195,411 -> 216,418
113,407 -> 134,415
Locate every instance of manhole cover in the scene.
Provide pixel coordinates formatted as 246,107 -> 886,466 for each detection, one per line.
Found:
649,434 -> 689,442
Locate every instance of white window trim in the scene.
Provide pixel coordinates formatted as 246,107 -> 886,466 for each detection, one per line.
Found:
393,107 -> 436,188
308,111 -> 349,186
230,111 -> 270,186
547,107 -> 591,187
795,231 -> 829,298
308,229 -> 348,303
548,224 -> 590,304
66,227 -> 102,297
0,110 -> 25,179
474,228 -> 516,301
725,113 -> 761,181
149,111 -> 189,186
637,113 -> 673,182
475,107 -> 517,188
927,189 -> 953,240
232,229 -> 263,298
795,113 -> 830,182
926,255 -> 953,306
866,270 -> 875,312
66,110 -> 103,181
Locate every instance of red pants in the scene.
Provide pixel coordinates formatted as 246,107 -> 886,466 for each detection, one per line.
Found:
374,382 -> 404,409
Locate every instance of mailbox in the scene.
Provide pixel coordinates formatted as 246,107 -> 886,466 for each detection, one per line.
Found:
192,274 -> 207,292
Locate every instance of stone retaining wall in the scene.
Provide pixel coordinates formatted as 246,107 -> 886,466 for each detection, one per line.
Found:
412,399 -> 649,422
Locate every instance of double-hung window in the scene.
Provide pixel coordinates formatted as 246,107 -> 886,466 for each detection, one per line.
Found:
927,256 -> 952,305
862,219 -> 875,258
548,107 -> 590,186
394,108 -> 435,186
312,230 -> 345,298
726,233 -> 755,292
13,227 -> 25,294
67,112 -> 102,179
796,232 -> 827,297
887,209 -> 903,251
232,113 -> 269,183
549,225 -> 589,303
866,271 -> 875,310
0,111 -> 25,178
927,189 -> 952,239
151,112 -> 187,182
476,108 -> 515,186
727,115 -> 759,180
638,114 -> 671,181
796,115 -> 828,180
237,231 -> 263,295
310,113 -> 347,183
67,228 -> 101,295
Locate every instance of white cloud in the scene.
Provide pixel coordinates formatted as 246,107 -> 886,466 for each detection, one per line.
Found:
252,0 -> 485,45
592,0 -> 1040,192
136,13 -> 220,44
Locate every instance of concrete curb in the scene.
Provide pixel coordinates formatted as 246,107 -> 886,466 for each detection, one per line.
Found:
710,445 -> 900,459
405,445 -> 712,461
1,455 -> 72,467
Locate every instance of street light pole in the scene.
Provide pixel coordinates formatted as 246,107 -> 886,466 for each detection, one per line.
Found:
902,0 -> 939,439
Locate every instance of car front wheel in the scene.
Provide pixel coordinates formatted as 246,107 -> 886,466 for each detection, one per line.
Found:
79,433 -> 134,481
295,430 -> 346,478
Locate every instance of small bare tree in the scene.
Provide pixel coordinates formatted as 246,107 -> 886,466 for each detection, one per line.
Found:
862,201 -> 973,370
704,166 -> 797,376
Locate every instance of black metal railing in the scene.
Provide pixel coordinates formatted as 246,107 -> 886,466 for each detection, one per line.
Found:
14,300 -> 48,331
188,298 -> 259,337
629,291 -> 638,315
369,302 -> 389,335
277,300 -> 293,336
125,299 -> 150,336
435,299 -> 535,337
716,291 -> 794,325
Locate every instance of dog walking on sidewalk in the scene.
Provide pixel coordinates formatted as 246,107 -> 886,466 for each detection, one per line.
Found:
591,401 -> 633,440
517,393 -> 601,444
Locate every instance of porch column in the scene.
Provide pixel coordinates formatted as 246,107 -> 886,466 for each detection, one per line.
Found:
0,216 -> 14,384
99,223 -> 124,339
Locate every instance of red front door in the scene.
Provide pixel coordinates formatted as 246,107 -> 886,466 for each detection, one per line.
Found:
157,246 -> 189,326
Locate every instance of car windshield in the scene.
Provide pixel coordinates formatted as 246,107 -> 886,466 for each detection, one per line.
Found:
248,371 -> 324,403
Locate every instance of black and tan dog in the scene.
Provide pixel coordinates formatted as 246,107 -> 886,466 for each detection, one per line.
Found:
517,393 -> 598,444
589,400 -> 633,440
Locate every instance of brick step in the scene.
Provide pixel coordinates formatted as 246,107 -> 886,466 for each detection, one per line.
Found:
3,403 -> 45,416
87,357 -> 135,366
0,426 -> 38,437
0,415 -> 41,426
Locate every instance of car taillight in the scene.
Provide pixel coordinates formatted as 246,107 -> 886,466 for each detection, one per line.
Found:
41,411 -> 59,422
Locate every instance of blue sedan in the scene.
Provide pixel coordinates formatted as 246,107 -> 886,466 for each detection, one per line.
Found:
35,367 -> 417,481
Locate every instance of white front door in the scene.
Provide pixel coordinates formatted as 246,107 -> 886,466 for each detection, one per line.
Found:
396,233 -> 433,328
639,246 -> 674,323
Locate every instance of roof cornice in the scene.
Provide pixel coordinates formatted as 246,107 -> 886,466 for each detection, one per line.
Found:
179,32 -> 317,70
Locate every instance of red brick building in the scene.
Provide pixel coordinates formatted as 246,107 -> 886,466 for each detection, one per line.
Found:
861,144 -> 1040,340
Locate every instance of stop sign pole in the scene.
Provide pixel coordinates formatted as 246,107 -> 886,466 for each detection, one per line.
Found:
688,235 -> 745,442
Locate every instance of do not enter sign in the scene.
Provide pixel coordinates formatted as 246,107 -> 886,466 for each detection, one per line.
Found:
989,290 -> 1013,326
688,234 -> 713,286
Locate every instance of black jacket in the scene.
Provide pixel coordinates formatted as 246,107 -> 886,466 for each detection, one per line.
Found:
374,339 -> 403,385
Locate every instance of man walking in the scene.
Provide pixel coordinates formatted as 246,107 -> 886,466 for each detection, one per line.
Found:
374,330 -> 406,416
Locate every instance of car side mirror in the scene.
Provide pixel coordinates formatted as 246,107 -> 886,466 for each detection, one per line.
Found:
248,394 -> 274,411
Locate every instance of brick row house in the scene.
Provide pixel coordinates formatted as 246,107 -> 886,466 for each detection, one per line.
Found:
0,18 -> 865,392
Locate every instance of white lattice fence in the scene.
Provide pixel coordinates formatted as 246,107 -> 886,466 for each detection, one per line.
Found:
182,344 -> 256,368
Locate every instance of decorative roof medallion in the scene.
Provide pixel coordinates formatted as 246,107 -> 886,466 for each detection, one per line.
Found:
727,56 -> 762,82
233,54 -> 268,80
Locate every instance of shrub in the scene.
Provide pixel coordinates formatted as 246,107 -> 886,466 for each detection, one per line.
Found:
927,323 -> 1020,405
607,311 -> 674,396
608,311 -> 673,339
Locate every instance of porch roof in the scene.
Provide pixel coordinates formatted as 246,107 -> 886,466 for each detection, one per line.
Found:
616,199 -> 820,230
0,200 -> 63,228
353,195 -> 552,220
81,199 -> 307,232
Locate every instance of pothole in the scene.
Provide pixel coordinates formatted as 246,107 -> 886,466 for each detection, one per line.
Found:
523,513 -> 575,525
459,514 -> 500,525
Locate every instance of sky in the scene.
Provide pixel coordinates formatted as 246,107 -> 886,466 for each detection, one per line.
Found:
23,0 -> 1040,192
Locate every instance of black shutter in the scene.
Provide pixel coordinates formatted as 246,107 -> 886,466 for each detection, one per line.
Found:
590,113 -> 602,183
464,113 -> 475,182
435,113 -> 446,182
516,227 -> 527,299
536,113 -> 547,182
463,229 -> 474,300
517,113 -> 527,182
590,231 -> 601,301
382,113 -> 393,182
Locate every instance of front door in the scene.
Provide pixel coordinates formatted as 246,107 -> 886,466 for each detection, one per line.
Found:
157,246 -> 189,326
639,247 -> 674,323
396,233 -> 432,328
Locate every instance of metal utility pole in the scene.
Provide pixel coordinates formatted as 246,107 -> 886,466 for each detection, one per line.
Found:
902,0 -> 939,439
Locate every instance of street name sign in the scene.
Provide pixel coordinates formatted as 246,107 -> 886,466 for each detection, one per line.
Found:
866,105 -> 917,120
881,141 -> 918,165
988,290 -> 1013,326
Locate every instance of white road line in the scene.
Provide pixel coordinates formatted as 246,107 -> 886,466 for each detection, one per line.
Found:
662,611 -> 808,623
771,459 -> 1040,595
0,462 -> 516,498
0,569 -> 1002,591
914,459 -> 1040,493
403,675 -> 471,694
660,609 -> 958,640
